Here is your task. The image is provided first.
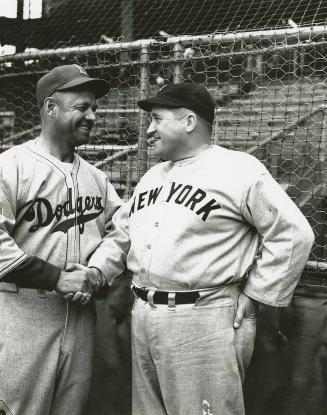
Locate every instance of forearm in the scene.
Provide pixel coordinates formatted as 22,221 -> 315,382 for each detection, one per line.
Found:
242,173 -> 314,306
88,202 -> 130,283
88,244 -> 128,284
243,220 -> 314,306
2,256 -> 61,291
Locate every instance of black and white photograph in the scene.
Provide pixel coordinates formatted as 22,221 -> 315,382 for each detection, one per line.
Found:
0,1 -> 326,414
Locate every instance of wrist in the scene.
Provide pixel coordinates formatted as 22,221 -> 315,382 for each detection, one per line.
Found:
89,267 -> 107,288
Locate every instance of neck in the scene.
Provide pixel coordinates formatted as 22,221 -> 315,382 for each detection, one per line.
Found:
36,131 -> 74,162
173,142 -> 211,162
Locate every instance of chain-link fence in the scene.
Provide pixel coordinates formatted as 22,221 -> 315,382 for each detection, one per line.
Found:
1,25 -> 327,267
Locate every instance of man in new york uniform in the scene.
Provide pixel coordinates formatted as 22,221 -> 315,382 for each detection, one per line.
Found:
88,83 -> 314,414
0,65 -> 122,415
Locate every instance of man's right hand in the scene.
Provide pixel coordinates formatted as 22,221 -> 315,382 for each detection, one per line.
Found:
55,267 -> 94,297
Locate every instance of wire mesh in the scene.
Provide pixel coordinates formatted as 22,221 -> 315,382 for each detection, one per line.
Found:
1,5 -> 327,268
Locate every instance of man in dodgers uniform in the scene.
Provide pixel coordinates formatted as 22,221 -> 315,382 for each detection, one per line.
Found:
88,83 -> 315,414
0,65 -> 122,414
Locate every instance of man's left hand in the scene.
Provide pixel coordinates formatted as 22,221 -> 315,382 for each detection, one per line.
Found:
233,292 -> 257,329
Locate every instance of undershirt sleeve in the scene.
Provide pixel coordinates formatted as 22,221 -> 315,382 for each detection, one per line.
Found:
2,256 -> 61,291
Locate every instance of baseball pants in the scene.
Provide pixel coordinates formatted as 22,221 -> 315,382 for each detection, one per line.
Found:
131,286 -> 256,415
0,286 -> 95,415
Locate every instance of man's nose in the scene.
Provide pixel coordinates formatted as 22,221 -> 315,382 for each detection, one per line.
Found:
85,108 -> 96,122
147,120 -> 155,135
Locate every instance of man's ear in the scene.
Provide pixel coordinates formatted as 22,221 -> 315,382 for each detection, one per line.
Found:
185,112 -> 197,133
44,97 -> 56,117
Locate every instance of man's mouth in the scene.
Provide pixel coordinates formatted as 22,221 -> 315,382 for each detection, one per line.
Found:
147,136 -> 160,146
80,124 -> 93,132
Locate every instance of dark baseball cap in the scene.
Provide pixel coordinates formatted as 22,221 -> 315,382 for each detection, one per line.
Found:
138,82 -> 215,124
37,64 -> 110,109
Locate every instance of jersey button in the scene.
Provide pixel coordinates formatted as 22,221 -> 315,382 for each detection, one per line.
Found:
141,267 -> 146,273
147,244 -> 152,249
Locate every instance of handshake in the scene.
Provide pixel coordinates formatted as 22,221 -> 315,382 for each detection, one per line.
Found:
55,263 -> 107,306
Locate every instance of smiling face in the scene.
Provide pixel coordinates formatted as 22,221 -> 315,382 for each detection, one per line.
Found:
52,89 -> 97,149
147,107 -> 189,161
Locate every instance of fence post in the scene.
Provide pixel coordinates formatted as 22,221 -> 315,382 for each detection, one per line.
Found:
270,141 -> 279,179
173,42 -> 184,84
318,109 -> 327,182
255,53 -> 263,79
138,45 -> 150,179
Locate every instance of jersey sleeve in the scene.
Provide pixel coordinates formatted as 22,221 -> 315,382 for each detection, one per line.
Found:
88,198 -> 131,285
103,177 -> 124,234
0,169 -> 28,278
0,157 -> 61,288
241,173 -> 314,307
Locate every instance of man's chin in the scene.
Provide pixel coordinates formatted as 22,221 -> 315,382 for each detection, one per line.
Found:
148,147 -> 161,158
148,151 -> 167,162
77,133 -> 91,145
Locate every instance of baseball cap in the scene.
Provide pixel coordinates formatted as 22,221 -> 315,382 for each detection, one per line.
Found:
137,82 -> 215,124
37,64 -> 110,109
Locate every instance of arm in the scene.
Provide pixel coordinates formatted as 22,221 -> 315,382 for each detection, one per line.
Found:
241,173 -> 314,307
0,160 -> 32,279
2,255 -> 61,290
86,177 -> 123,297
102,177 -> 124,235
87,198 -> 131,284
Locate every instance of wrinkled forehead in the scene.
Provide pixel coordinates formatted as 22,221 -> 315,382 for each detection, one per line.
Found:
150,106 -> 183,117
54,88 -> 97,105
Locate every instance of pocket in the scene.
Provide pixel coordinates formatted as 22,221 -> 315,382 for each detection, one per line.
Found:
194,291 -> 235,308
234,316 -> 257,377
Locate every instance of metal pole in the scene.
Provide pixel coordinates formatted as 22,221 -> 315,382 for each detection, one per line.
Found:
121,0 -> 134,42
173,43 -> 184,84
0,39 -> 155,63
255,53 -> 263,78
166,26 -> 327,45
293,49 -> 298,76
318,107 -> 327,184
2,26 -> 327,64
137,45 -> 150,179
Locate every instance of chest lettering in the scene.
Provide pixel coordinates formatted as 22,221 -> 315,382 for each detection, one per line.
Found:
129,182 -> 221,222
21,188 -> 104,234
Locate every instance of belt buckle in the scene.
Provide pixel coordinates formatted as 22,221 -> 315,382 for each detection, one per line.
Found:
147,290 -> 156,308
168,292 -> 176,310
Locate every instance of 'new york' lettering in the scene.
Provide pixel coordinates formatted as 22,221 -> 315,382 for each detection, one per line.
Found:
129,182 -> 221,221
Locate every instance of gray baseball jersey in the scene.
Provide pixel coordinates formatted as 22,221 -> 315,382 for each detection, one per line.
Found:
89,145 -> 314,306
0,139 -> 122,281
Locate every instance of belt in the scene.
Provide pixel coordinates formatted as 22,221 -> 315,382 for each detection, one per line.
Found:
133,286 -> 200,305
299,274 -> 327,287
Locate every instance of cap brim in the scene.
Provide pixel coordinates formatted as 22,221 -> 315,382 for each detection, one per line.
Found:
57,77 -> 110,98
138,96 -> 183,112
